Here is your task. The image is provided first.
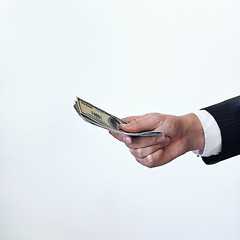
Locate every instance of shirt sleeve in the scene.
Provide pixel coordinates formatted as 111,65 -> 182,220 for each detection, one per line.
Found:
193,110 -> 222,157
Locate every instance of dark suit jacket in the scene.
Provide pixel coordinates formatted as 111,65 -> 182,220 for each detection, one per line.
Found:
201,96 -> 240,164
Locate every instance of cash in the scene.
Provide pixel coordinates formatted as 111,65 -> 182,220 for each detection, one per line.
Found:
74,97 -> 163,137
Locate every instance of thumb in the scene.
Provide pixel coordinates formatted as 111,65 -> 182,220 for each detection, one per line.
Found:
120,114 -> 160,133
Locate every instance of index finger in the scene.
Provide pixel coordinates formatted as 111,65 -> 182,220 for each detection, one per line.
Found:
109,131 -> 132,143
125,135 -> 170,149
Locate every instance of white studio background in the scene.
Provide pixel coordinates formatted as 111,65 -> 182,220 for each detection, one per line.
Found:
0,1 -> 240,240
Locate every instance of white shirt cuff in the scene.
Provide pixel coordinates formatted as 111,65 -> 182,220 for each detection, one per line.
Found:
193,110 -> 222,157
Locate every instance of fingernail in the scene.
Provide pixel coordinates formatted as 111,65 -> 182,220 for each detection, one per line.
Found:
123,136 -> 131,144
147,155 -> 153,163
157,137 -> 162,143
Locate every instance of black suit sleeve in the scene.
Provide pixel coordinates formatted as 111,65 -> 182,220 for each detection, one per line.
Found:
201,96 -> 240,164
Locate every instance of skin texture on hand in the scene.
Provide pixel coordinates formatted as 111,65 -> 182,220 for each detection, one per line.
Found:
109,113 -> 205,168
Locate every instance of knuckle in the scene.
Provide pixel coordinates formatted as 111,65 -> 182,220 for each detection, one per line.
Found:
127,143 -> 134,149
130,149 -> 137,157
135,157 -> 142,165
125,142 -> 133,149
137,148 -> 144,158
150,136 -> 159,145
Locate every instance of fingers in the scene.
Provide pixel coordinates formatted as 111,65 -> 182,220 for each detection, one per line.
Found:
135,148 -> 166,168
128,136 -> 171,168
109,130 -> 169,149
129,144 -> 163,159
128,136 -> 170,168
109,131 -> 132,143
123,135 -> 170,149
109,129 -> 172,168
133,147 -> 174,168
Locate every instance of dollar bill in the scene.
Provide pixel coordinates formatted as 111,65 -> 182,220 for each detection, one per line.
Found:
74,97 -> 163,137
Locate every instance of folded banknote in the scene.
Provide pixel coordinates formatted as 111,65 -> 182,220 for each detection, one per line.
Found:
74,97 -> 163,137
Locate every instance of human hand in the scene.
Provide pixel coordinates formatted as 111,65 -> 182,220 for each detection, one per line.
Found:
110,113 -> 204,168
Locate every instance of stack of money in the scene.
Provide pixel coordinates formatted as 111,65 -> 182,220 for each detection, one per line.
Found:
74,97 -> 163,137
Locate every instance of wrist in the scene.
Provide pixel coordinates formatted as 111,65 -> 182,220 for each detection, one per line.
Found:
180,113 -> 205,153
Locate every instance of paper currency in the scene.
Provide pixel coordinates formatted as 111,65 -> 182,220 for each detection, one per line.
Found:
74,97 -> 163,137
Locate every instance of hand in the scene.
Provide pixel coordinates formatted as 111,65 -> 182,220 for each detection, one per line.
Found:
110,113 -> 205,168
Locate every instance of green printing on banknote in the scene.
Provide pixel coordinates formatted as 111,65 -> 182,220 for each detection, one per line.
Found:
76,97 -> 126,131
74,97 -> 163,136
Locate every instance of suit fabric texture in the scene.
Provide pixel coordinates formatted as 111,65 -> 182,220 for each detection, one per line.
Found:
202,96 -> 240,164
